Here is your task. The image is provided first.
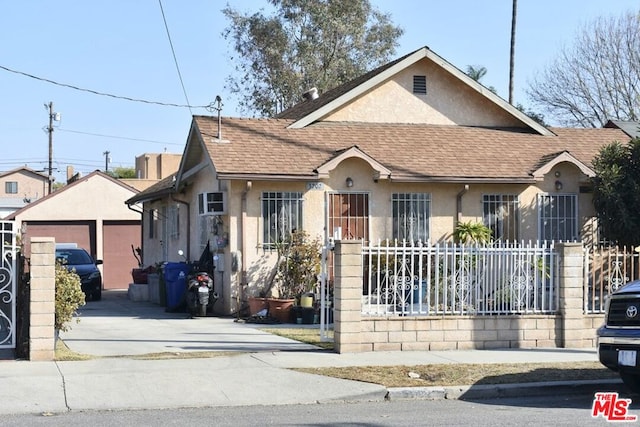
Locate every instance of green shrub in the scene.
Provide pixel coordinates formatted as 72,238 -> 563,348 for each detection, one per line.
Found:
453,221 -> 493,244
55,261 -> 86,332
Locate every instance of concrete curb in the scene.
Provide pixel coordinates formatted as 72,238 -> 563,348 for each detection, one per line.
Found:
386,378 -> 624,401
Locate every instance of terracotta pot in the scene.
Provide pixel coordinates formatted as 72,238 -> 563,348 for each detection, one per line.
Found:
267,298 -> 295,323
247,296 -> 268,316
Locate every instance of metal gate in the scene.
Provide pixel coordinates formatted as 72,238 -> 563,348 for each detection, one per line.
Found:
0,221 -> 17,349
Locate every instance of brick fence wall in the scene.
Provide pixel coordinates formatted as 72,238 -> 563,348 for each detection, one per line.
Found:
333,240 -> 603,353
28,237 -> 55,361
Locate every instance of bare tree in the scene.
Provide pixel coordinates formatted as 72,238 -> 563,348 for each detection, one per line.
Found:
222,0 -> 403,117
527,9 -> 640,127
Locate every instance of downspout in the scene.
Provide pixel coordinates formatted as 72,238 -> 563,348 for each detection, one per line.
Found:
171,194 -> 190,261
240,181 -> 252,316
456,184 -> 470,224
127,203 -> 144,264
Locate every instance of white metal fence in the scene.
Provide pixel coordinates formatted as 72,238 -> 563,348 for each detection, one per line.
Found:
362,240 -> 558,316
0,221 -> 17,349
585,245 -> 640,314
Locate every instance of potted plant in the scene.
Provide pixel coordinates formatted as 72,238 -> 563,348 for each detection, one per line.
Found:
55,261 -> 86,336
269,230 -> 322,322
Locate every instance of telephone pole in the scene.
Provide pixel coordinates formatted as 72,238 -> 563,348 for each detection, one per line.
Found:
103,150 -> 111,173
45,102 -> 54,194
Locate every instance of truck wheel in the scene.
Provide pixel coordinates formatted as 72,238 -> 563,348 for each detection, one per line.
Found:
620,373 -> 640,394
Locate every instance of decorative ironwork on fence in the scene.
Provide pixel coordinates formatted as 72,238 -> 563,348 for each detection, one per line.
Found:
0,221 -> 17,349
362,240 -> 558,316
585,245 -> 640,314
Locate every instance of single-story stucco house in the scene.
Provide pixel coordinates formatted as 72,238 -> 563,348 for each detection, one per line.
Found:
126,46 -> 632,316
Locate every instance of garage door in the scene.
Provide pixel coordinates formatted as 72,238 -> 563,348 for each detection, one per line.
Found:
103,221 -> 141,289
24,221 -> 95,257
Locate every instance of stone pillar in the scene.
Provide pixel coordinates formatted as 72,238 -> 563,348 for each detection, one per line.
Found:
334,240 -> 363,353
557,242 -> 586,348
29,237 -> 56,361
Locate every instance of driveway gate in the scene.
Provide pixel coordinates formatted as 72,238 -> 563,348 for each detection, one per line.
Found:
0,221 -> 17,349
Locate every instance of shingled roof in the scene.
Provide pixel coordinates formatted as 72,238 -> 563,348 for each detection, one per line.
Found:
194,115 -> 630,183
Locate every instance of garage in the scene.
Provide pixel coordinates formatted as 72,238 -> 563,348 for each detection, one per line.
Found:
22,219 -> 140,290
6,171 -> 142,291
103,220 -> 141,288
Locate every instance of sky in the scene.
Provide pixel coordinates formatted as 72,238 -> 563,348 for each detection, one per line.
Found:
1,0 -> 638,185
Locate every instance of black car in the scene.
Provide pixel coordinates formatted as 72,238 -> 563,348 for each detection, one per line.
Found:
597,279 -> 640,393
55,245 -> 103,301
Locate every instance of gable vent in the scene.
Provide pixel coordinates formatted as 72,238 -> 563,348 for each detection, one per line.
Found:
413,75 -> 427,95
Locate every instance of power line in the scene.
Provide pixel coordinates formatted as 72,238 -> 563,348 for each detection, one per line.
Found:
0,64 -> 212,109
58,128 -> 182,146
158,0 -> 193,115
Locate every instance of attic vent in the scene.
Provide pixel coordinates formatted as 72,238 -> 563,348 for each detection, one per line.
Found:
413,75 -> 427,95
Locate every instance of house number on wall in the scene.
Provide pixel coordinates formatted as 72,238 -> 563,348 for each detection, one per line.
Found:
306,182 -> 324,190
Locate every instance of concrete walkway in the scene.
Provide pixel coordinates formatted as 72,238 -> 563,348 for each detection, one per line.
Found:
0,290 -> 623,415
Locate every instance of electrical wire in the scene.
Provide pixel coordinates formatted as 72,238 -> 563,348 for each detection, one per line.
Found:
0,64 -> 211,109
158,0 -> 193,115
58,128 -> 182,146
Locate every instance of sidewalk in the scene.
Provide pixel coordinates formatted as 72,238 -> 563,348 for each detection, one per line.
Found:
0,291 -> 623,415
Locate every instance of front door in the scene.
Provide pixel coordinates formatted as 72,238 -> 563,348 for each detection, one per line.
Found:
327,192 -> 369,242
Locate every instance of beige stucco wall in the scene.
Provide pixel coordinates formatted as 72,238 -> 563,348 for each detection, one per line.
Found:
135,153 -> 181,180
325,59 -> 522,128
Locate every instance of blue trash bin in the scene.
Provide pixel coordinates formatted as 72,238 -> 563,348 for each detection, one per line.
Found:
164,262 -> 191,310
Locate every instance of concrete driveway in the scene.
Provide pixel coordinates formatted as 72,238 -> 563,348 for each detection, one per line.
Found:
60,290 -> 321,357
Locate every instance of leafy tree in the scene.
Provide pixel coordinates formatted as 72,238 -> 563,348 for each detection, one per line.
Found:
592,137 -> 640,246
515,103 -> 546,126
222,0 -> 403,117
106,167 -> 136,179
527,9 -> 640,127
465,64 -> 497,94
465,65 -> 488,82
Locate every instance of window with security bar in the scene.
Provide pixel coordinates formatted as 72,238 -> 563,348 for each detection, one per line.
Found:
262,192 -> 303,248
538,194 -> 578,241
392,193 -> 430,242
483,194 -> 520,241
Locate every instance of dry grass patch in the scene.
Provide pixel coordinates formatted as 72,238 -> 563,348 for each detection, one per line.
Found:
55,340 -> 93,361
295,361 -> 619,388
260,327 -> 334,350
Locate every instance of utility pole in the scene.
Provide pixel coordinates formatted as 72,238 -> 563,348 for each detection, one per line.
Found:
508,0 -> 517,104
45,102 -> 55,194
103,151 -> 111,173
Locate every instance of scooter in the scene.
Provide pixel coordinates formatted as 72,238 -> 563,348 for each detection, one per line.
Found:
186,268 -> 218,317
